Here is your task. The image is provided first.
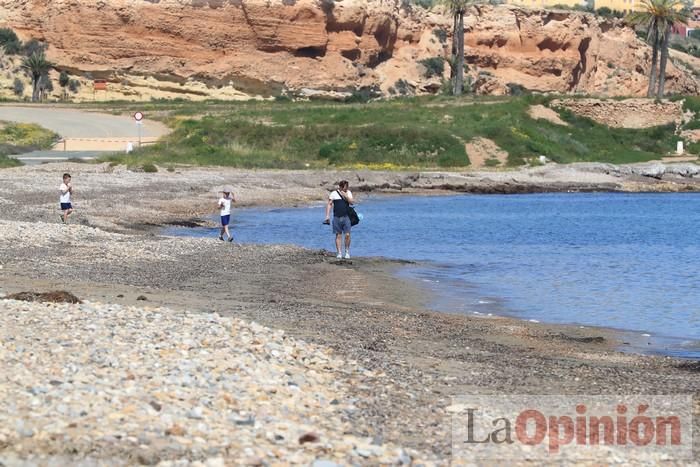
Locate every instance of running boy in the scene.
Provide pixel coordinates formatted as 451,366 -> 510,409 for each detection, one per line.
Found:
59,173 -> 73,223
218,189 -> 235,242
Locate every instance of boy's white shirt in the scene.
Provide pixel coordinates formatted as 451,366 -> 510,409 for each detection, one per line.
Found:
60,183 -> 71,203
219,197 -> 232,216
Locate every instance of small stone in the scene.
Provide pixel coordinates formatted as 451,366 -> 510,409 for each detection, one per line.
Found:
205,458 -> 225,467
16,427 -> 34,438
312,461 -> 340,467
230,414 -> 255,426
137,295 -> 148,301
136,448 -> 161,466
149,401 -> 162,412
299,432 -> 320,444
188,407 -> 204,419
396,449 -> 412,465
165,424 -> 186,436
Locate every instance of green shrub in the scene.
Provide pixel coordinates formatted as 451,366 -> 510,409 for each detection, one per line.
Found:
59,71 -> 69,88
141,163 -> 158,173
432,29 -> 448,44
506,83 -> 528,96
12,78 -> 24,97
0,28 -> 21,55
682,96 -> 700,114
0,155 -> 22,168
68,79 -> 80,93
346,87 -> 379,103
22,39 -> 46,56
419,57 -> 445,78
97,96 -> 688,169
412,0 -> 436,9
394,79 -> 411,96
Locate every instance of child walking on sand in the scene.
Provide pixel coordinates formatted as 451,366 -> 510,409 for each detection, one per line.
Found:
218,188 -> 235,242
59,173 -> 74,224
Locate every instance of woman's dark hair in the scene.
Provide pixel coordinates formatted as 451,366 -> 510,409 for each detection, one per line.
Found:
63,173 -> 71,179
339,180 -> 349,189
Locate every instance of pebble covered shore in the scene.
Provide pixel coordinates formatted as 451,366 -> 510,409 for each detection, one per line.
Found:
2,164 -> 699,465
0,299 -> 427,466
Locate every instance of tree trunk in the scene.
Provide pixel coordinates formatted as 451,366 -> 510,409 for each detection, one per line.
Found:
450,13 -> 458,85
453,11 -> 465,96
31,74 -> 40,102
647,28 -> 659,98
657,25 -> 671,99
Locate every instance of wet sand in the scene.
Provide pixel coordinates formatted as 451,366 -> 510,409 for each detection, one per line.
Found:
0,162 -> 699,462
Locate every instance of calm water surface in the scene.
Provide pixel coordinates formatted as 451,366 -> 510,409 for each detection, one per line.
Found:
167,193 -> 700,358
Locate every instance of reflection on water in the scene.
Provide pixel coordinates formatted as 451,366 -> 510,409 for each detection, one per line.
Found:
165,193 -> 700,359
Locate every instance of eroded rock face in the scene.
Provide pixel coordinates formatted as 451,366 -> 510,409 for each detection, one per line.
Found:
0,0 -> 696,99
551,98 -> 684,128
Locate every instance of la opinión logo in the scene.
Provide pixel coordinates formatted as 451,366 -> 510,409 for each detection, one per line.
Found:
450,395 -> 693,461
462,404 -> 681,453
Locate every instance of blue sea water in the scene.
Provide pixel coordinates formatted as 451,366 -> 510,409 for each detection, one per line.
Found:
166,193 -> 700,358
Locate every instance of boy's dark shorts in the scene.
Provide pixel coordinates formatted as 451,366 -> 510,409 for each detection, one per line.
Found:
221,215 -> 230,226
60,203 -> 72,211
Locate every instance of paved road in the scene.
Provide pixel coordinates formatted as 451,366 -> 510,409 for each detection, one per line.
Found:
0,106 -> 168,138
12,151 -> 102,166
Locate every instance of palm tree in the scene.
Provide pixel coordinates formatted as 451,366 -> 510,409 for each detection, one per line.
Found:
628,0 -> 688,98
441,0 -> 471,96
655,0 -> 688,97
21,52 -> 52,102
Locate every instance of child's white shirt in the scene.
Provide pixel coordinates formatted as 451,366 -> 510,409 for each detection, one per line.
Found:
60,183 -> 71,203
219,197 -> 232,216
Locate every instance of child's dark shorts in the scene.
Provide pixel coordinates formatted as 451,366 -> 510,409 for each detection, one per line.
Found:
60,203 -> 72,211
221,215 -> 230,226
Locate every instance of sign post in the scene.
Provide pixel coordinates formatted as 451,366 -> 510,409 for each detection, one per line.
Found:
134,112 -> 144,148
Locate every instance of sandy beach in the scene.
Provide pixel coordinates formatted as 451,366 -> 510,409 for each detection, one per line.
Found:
1,162 -> 699,464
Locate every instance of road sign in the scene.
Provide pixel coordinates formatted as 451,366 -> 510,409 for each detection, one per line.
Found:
134,112 -> 144,147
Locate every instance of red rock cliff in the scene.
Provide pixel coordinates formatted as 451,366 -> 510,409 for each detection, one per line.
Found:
0,0 -> 696,98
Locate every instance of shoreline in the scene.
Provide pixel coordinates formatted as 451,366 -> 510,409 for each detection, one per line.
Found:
1,163 -> 699,462
397,260 -> 700,360
1,220 -> 698,461
161,196 -> 700,360
2,161 -> 700,231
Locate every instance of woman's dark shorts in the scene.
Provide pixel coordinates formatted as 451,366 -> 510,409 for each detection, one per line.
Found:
333,215 -> 351,234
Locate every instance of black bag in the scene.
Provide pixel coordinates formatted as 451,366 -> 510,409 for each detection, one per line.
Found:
348,205 -> 360,226
338,190 -> 360,226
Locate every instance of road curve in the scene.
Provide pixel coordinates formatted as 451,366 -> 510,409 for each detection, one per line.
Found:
0,106 -> 169,139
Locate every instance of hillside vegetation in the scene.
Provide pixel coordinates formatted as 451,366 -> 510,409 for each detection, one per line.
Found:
100,96 -> 698,170
0,121 -> 58,167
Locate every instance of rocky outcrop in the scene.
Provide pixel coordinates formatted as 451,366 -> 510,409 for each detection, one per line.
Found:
0,0 -> 696,100
551,98 -> 685,128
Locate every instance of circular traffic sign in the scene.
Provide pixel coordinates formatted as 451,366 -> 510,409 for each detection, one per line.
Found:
134,111 -> 144,122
